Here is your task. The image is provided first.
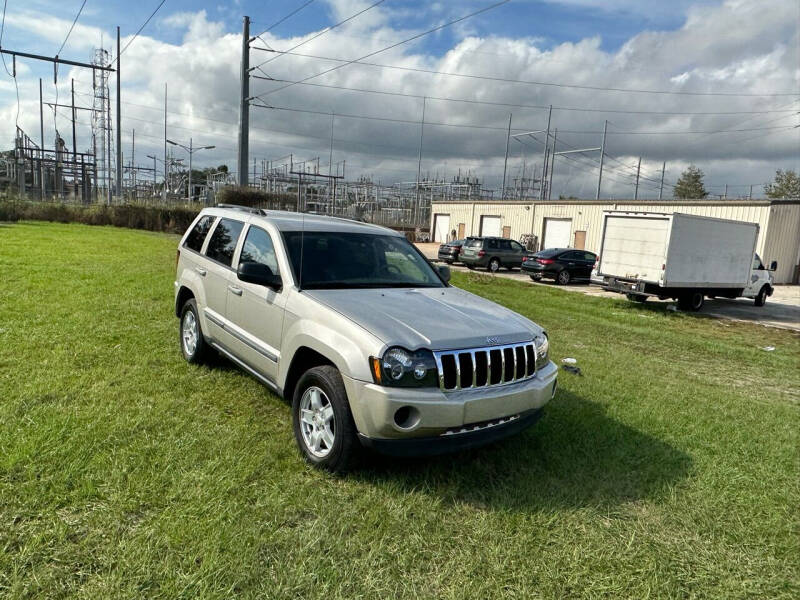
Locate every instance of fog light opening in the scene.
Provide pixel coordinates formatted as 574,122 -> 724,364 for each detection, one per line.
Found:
393,406 -> 421,429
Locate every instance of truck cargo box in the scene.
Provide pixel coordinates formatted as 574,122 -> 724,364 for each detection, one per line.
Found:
597,212 -> 759,289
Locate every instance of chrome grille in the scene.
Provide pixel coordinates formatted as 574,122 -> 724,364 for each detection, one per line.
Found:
434,342 -> 537,391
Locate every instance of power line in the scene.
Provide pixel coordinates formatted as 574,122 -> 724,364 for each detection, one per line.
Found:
56,0 -> 88,56
249,75 -> 799,116
252,0 -> 315,39
115,0 -> 168,64
252,0 -> 386,71
252,48 -> 799,98
250,0 -> 512,102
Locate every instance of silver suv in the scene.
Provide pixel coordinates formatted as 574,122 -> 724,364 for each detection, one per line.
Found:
175,206 -> 557,471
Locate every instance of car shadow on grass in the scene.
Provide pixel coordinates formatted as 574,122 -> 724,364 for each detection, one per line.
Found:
353,389 -> 692,512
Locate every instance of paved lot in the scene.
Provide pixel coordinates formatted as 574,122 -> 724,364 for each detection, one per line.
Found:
417,243 -> 800,332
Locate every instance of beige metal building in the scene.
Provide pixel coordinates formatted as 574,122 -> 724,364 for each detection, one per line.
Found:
429,199 -> 800,284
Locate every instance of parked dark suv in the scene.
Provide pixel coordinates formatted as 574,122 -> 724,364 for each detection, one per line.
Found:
460,237 -> 529,272
437,239 -> 466,264
521,248 -> 597,284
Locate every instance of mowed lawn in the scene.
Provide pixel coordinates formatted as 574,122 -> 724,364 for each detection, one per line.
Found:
1,221 -> 798,599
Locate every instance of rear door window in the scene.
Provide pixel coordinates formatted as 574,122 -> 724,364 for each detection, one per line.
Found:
204,218 -> 245,267
583,252 -> 597,262
509,240 -> 524,253
183,215 -> 215,253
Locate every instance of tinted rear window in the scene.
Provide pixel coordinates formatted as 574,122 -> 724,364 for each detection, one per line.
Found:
535,248 -> 562,258
204,218 -> 245,267
464,238 -> 483,248
183,216 -> 215,252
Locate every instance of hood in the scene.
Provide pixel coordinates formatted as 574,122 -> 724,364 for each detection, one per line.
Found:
305,286 -> 541,351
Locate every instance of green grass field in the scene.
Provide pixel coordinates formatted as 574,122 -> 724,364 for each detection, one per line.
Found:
1,221 -> 798,599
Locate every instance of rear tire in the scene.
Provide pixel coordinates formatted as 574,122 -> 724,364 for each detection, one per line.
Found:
678,292 -> 705,311
556,270 -> 571,285
488,258 -> 501,272
626,293 -> 648,303
530,273 -> 543,282
292,365 -> 360,473
754,286 -> 768,307
179,299 -> 209,364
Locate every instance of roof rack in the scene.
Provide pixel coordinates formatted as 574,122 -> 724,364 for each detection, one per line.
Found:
215,203 -> 268,216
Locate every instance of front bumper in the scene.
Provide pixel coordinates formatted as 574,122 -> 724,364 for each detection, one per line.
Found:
343,360 -> 558,447
358,408 -> 545,456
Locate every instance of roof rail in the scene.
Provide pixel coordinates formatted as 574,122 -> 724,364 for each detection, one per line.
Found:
215,203 -> 268,216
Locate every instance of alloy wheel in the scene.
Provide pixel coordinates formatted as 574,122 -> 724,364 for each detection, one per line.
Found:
299,386 -> 336,458
182,310 -> 198,356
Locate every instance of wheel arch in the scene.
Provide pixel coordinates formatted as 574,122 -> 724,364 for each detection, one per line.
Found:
283,346 -> 337,403
175,285 -> 195,317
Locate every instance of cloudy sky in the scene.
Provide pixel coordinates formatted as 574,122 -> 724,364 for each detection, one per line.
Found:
0,0 -> 797,198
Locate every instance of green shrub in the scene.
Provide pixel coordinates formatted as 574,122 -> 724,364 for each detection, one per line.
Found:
0,198 -> 200,234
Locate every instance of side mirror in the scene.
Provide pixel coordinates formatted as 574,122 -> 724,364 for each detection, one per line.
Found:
769,261 -> 778,271
437,264 -> 451,283
238,262 -> 282,290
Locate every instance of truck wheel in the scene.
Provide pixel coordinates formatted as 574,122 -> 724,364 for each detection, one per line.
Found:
678,292 -> 704,311
556,270 -> 571,285
754,286 -> 768,307
292,365 -> 360,473
179,299 -> 209,364
488,258 -> 501,272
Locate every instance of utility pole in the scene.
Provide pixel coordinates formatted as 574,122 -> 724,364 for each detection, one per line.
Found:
71,79 -> 77,164
189,138 -> 193,201
634,157 -> 642,200
131,129 -> 135,197
749,184 -> 753,200
39,78 -> 45,200
724,184 -> 728,199
596,120 -> 607,200
659,161 -> 665,200
163,83 -> 167,200
115,26 -> 122,197
415,96 -> 426,223
328,112 -> 335,213
501,113 -> 512,200
237,16 -> 250,186
548,128 -> 557,200
540,105 -> 552,201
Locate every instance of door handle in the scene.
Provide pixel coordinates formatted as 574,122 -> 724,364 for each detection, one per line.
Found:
228,285 -> 243,296
194,267 -> 207,276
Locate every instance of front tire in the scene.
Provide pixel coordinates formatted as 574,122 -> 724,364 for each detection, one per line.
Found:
179,299 -> 209,364
754,286 -> 768,307
556,270 -> 571,285
292,366 -> 360,473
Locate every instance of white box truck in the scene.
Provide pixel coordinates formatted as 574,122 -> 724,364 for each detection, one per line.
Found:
595,211 -> 777,311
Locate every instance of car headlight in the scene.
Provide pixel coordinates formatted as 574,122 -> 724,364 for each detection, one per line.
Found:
534,332 -> 549,365
369,347 -> 438,387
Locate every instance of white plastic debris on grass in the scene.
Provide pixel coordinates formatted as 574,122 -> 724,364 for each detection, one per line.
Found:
561,357 -> 577,364
761,346 -> 776,352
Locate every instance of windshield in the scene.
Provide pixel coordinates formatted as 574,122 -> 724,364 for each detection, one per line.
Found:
282,231 -> 446,290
